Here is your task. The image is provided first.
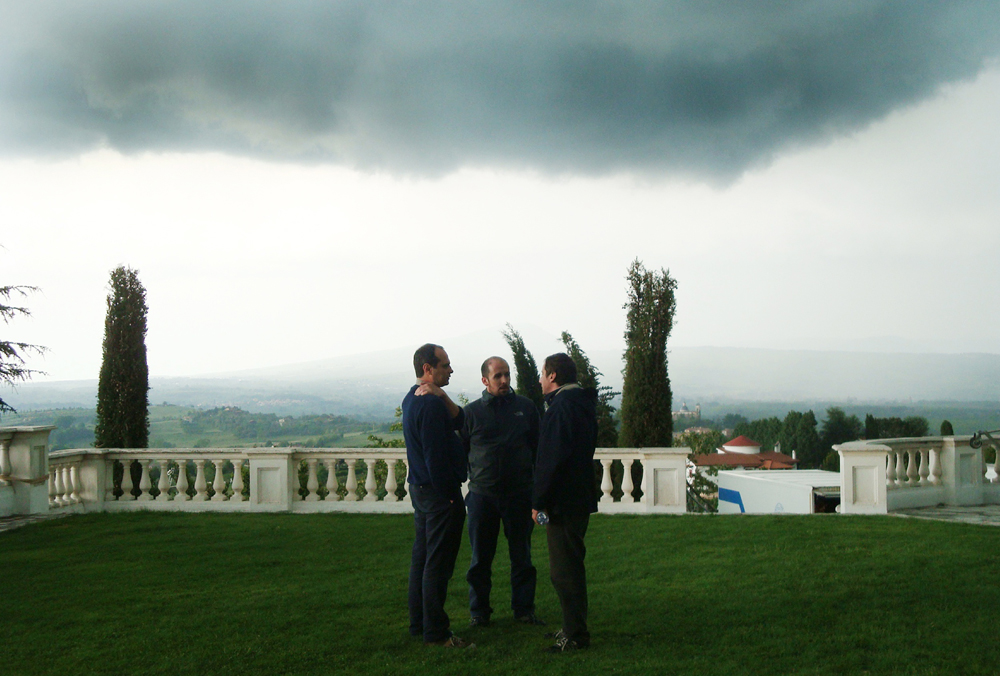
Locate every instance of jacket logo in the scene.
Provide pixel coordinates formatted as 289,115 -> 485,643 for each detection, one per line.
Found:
514,411 -> 524,416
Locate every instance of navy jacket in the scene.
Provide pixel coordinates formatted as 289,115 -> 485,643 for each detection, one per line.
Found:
532,384 -> 599,516
461,390 -> 540,498
402,385 -> 467,501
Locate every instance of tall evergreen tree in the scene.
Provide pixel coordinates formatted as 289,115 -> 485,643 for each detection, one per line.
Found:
501,324 -> 544,415
1,285 -> 45,415
95,266 -> 150,448
619,259 -> 677,447
940,420 -> 955,436
561,331 -> 619,448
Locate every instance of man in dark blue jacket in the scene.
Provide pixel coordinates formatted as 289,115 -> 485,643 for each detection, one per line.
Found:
402,343 -> 471,648
461,356 -> 542,627
532,352 -> 598,652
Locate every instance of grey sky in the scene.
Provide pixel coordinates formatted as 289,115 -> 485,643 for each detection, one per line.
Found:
3,2 -> 999,179
2,2 -> 1000,388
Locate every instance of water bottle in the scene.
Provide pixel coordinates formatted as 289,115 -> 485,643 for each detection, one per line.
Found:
536,510 -> 549,525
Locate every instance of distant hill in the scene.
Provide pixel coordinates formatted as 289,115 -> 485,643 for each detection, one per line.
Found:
5,335 -> 999,420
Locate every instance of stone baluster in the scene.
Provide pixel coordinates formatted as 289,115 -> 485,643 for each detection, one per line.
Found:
886,452 -> 897,489
0,438 -> 10,486
621,459 -> 635,502
137,460 -> 153,501
54,466 -> 66,506
211,460 -> 228,501
918,449 -> 930,487
157,459 -> 172,500
385,460 -> 398,502
906,450 -> 919,487
193,460 -> 208,501
993,449 -> 1000,485
364,459 -> 378,502
63,466 -> 74,505
176,459 -> 191,501
325,459 -> 340,501
105,459 -> 117,501
305,459 -> 320,502
231,459 -> 245,501
345,459 -> 358,501
600,459 -> 613,502
121,460 -> 135,500
896,451 -> 908,488
49,469 -> 57,508
929,447 -> 942,486
69,464 -> 81,504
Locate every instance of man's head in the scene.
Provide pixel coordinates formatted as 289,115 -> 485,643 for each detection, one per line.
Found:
540,352 -> 577,395
413,343 -> 453,387
481,357 -> 511,397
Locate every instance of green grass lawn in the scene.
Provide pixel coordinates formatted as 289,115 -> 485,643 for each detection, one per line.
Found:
3,512 -> 999,675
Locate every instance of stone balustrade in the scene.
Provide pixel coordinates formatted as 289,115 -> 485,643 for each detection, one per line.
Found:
46,446 -> 692,515
0,426 -> 54,518
836,436 -> 1000,514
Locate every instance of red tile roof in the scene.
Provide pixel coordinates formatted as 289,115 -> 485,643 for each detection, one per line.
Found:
692,450 -> 799,469
723,435 -> 760,447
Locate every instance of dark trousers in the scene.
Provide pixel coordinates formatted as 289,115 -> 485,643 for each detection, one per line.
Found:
408,484 -> 466,643
466,490 -> 537,619
546,511 -> 590,645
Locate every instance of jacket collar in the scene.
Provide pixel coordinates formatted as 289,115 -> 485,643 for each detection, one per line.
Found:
481,389 -> 516,406
543,382 -> 580,406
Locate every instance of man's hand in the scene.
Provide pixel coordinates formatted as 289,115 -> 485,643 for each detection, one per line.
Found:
415,383 -> 445,398
532,509 -> 540,525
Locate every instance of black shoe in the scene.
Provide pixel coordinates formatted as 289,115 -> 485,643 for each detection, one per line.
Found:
427,634 -> 475,649
544,629 -> 565,640
545,635 -> 587,653
515,613 -> 546,626
469,616 -> 491,628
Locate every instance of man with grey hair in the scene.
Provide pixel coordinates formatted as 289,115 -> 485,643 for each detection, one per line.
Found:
461,356 -> 543,628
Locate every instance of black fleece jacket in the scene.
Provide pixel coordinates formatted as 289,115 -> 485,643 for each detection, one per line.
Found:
532,384 -> 599,516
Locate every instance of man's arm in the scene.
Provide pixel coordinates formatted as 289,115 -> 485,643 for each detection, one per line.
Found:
532,404 -> 574,511
419,397 -> 463,501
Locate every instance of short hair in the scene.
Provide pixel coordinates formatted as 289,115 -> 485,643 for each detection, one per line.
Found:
481,356 -> 508,378
413,343 -> 442,377
543,353 -> 577,386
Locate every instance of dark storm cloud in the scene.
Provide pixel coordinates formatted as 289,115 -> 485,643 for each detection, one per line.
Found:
2,1 -> 999,179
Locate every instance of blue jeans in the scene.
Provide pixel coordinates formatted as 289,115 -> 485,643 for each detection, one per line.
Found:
466,489 -> 537,619
408,484 -> 466,642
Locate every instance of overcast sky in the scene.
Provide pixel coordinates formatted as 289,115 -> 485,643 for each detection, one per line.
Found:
2,1 -> 1000,384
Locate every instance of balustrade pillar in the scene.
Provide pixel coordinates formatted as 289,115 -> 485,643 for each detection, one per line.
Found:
930,448 -> 942,486
621,460 -> 634,502
364,459 -> 377,502
906,450 -> 919,486
54,466 -> 66,506
176,459 -> 191,500
157,459 -> 172,500
895,451 -> 908,488
211,460 -> 228,501
69,464 -> 81,504
49,469 -> 57,508
993,451 -> 1000,485
0,438 -> 10,486
600,459 -> 613,502
193,460 -> 208,501
231,459 -> 245,501
121,460 -> 135,500
886,452 -> 897,489
137,460 -> 153,501
325,459 -> 340,501
305,459 -> 320,502
105,459 -> 117,501
918,449 -> 930,487
345,459 -> 358,501
385,461 -> 398,502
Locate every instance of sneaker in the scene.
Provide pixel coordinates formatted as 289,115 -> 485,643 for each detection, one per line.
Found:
427,634 -> 476,649
469,616 -> 491,628
544,629 -> 565,640
515,613 -> 546,626
545,635 -> 586,653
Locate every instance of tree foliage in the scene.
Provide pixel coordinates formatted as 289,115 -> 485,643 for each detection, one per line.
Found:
940,419 -> 955,436
94,267 -> 150,448
733,417 -> 783,452
0,285 -> 46,415
560,331 -> 619,448
501,324 -> 544,416
864,414 -> 930,440
820,407 -> 863,457
619,260 -> 677,447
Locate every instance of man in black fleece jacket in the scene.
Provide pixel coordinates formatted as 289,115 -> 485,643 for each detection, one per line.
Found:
402,343 -> 471,649
532,352 -> 598,652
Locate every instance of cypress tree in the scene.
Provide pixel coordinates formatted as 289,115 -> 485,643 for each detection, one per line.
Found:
94,266 -> 149,448
619,259 -> 677,447
560,331 -> 619,448
501,324 -> 544,416
941,420 -> 955,436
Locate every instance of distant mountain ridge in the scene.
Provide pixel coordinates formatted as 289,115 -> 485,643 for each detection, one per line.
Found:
6,338 -> 999,418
